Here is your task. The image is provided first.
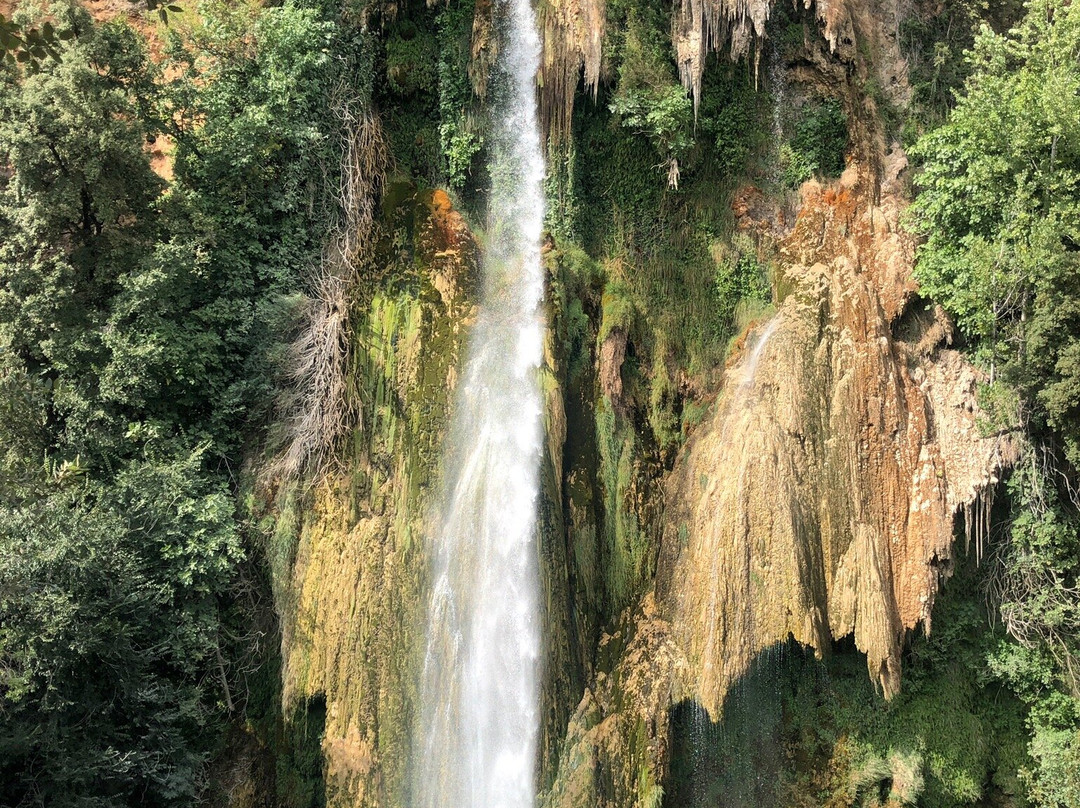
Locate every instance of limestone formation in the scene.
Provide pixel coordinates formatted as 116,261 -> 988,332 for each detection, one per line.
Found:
276,189 -> 477,807
538,0 -> 605,141
657,161 -> 1016,715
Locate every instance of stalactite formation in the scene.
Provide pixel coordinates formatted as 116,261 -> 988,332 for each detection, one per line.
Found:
538,0 -> 605,142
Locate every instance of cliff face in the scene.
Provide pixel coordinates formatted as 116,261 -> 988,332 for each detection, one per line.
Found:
536,2 -> 1019,802
272,188 -> 475,807
260,2 -> 1020,806
542,162 -> 1014,808
270,189 -> 588,807
658,161 -> 1014,714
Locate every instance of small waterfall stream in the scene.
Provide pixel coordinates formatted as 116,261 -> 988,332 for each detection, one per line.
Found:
740,317 -> 780,391
412,1 -> 546,807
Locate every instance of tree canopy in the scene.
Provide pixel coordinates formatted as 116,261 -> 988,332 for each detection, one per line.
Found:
0,1 -> 341,803
912,3 -> 1080,803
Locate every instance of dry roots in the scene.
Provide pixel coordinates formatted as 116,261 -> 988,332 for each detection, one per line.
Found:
266,91 -> 390,485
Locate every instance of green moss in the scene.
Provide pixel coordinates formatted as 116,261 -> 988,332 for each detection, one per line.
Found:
595,396 -> 656,618
267,483 -> 302,604
599,280 -> 638,344
385,20 -> 437,96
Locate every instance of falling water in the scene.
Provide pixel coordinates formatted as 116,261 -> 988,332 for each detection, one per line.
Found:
411,1 -> 545,807
740,316 -> 780,390
768,40 -> 788,188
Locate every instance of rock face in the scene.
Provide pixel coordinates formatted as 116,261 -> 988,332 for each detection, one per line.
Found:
673,0 -> 774,108
658,163 -> 1015,716
542,594 -> 689,808
274,189 -> 478,807
538,0 -> 605,140
263,2 -> 1018,806
272,190 -> 587,807
538,0 -> 908,128
543,158 -> 1016,808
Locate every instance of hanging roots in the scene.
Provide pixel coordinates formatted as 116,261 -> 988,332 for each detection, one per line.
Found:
987,443 -> 1080,697
266,93 -> 390,485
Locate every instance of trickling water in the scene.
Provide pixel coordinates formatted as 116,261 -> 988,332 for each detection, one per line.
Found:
740,317 -> 780,390
412,1 -> 545,807
768,41 -> 788,187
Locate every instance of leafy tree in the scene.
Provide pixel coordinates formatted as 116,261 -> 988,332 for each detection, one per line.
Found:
0,2 -> 344,802
0,451 -> 242,806
911,0 -> 1080,458
911,3 -> 1080,804
0,9 -> 164,464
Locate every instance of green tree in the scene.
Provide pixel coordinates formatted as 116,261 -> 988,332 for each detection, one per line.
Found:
0,2 -> 344,802
911,3 -> 1080,804
911,0 -> 1080,457
0,452 -> 242,806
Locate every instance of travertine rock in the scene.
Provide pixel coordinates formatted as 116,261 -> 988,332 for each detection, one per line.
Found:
277,190 -> 478,808
538,0 -> 605,140
656,162 -> 1017,714
672,0 -> 773,109
545,154 -> 1017,808
542,595 -> 688,808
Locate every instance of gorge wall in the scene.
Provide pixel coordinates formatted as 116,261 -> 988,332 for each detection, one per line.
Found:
255,1 -> 1024,806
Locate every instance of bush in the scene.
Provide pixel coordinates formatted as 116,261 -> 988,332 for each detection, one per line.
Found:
780,99 -> 847,187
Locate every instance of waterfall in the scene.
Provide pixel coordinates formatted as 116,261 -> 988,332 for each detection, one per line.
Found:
740,317 -> 779,391
412,1 -> 546,807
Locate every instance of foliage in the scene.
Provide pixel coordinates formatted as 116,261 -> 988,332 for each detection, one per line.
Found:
377,6 -> 440,183
608,4 -> 692,188
0,1 -> 344,802
911,3 -> 1080,804
385,19 -> 436,96
780,99 -> 847,187
0,0 -> 187,70
696,61 -> 763,175
911,0 -> 1080,460
0,11 -> 68,68
987,451 -> 1080,807
900,0 -> 1025,134
437,0 -> 483,191
712,233 -> 771,332
0,452 -> 241,806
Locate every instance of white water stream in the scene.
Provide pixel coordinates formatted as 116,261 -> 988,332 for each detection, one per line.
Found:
412,0 -> 546,806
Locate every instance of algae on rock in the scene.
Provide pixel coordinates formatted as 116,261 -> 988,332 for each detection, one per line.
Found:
271,189 -> 476,808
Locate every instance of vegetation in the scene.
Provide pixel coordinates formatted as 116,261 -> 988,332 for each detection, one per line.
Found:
911,1 -> 1080,803
780,99 -> 848,188
900,0 -> 1025,137
0,0 -> 343,803
608,4 -> 692,189
3,0 -> 1079,805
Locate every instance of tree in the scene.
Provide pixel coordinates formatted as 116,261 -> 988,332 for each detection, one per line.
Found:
0,452 -> 242,807
0,2 -> 343,802
911,3 -> 1080,804
911,0 -> 1080,460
